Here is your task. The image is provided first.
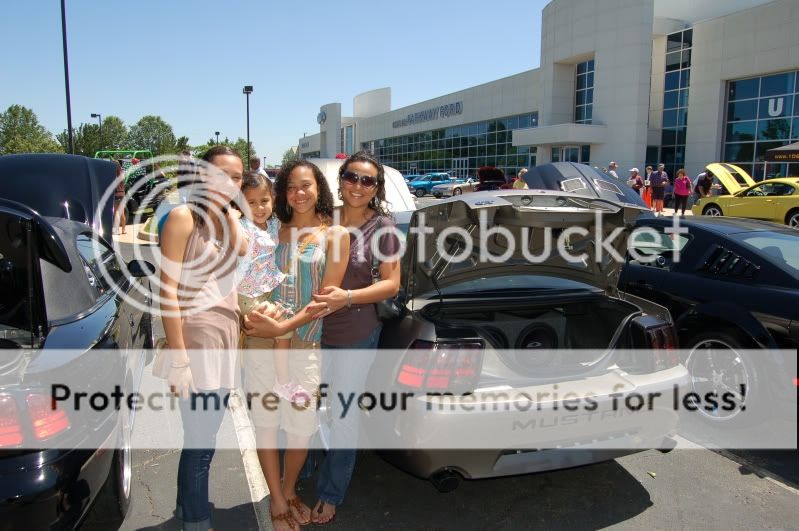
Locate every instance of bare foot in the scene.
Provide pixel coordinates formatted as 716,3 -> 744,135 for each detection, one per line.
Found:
311,500 -> 336,525
286,495 -> 311,526
271,499 -> 299,531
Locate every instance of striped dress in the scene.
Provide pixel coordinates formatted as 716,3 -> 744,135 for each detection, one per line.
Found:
271,240 -> 326,343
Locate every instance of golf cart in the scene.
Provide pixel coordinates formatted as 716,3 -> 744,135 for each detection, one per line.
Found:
94,150 -> 170,216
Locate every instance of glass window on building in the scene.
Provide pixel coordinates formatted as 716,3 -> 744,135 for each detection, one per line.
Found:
724,69 -> 799,180
661,28 -> 692,178
575,59 -> 595,125
371,112 -> 538,178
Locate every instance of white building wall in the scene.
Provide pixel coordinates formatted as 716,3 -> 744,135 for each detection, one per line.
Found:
355,70 -> 539,144
686,0 -> 799,177
536,0 -> 655,171
353,88 -> 391,118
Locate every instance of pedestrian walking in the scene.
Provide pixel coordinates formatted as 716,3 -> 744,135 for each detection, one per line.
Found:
673,168 -> 692,216
607,161 -> 620,179
627,167 -> 643,194
642,165 -> 654,208
113,160 -> 127,235
243,160 -> 350,531
160,145 -> 249,531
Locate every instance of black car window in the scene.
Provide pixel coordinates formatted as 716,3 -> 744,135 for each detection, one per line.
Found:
628,230 -> 692,269
735,232 -> 799,277
75,234 -> 123,296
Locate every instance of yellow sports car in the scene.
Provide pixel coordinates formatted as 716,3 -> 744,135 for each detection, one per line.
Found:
692,163 -> 799,228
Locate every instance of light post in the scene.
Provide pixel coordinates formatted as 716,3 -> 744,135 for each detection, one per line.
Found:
243,85 -> 253,169
91,113 -> 102,142
60,0 -> 74,154
215,131 -> 220,145
263,156 -> 267,169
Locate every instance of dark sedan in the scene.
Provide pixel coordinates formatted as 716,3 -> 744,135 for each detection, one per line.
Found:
0,154 -> 155,529
619,216 -> 799,423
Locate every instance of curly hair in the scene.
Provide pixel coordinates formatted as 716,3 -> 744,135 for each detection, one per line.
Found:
338,150 -> 392,218
273,160 -> 334,224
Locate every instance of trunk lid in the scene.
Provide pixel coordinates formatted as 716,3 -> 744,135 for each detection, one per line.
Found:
404,190 -> 647,298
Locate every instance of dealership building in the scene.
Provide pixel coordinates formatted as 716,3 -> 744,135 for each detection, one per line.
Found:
298,0 -> 799,181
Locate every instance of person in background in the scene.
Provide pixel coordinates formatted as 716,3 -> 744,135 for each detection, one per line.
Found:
627,167 -> 643,195
695,169 -> 716,198
673,168 -> 692,216
113,160 -> 127,235
250,154 -> 270,179
607,161 -> 620,179
512,168 -> 529,189
650,163 -> 669,215
642,165 -> 654,208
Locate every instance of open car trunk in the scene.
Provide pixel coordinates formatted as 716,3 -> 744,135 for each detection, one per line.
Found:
419,291 -> 641,378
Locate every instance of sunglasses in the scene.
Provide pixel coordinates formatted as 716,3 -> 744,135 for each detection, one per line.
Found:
341,171 -> 378,189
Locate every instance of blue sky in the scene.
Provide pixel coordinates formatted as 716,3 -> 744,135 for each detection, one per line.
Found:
1,0 -> 546,164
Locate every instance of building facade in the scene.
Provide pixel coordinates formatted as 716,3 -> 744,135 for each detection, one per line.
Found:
298,0 -> 799,181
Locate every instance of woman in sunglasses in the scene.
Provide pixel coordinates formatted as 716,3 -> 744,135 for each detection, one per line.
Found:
304,151 -> 401,525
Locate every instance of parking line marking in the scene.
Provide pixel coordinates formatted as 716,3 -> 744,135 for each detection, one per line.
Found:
229,389 -> 272,530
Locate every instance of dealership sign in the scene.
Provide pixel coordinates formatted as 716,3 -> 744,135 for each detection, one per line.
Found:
392,101 -> 463,128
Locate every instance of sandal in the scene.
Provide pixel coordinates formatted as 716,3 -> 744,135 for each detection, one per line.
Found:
287,496 -> 312,526
271,509 -> 299,531
312,500 -> 336,525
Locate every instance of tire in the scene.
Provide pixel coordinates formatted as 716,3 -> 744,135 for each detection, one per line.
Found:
94,396 -> 133,525
702,204 -> 723,217
125,197 -> 140,217
414,188 -> 426,198
684,330 -> 756,424
786,209 -> 799,229
453,188 -> 462,196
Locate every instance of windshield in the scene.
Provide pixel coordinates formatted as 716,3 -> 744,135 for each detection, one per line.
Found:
735,232 -> 799,277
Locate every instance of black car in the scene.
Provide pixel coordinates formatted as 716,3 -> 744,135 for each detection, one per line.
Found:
619,215 -> 799,422
0,154 -> 155,528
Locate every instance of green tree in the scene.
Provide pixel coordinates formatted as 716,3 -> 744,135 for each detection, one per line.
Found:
175,136 -> 190,153
101,116 -> 128,150
57,123 -> 101,156
191,137 -> 254,165
128,115 -> 176,155
281,146 -> 298,165
0,104 -> 62,154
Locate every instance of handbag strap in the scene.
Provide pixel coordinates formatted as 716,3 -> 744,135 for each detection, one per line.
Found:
370,216 -> 382,282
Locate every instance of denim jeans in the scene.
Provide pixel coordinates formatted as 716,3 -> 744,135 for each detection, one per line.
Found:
176,390 -> 229,531
304,325 -> 381,506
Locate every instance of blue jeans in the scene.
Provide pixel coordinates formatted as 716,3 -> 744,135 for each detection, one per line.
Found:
304,325 -> 381,506
176,390 -> 229,531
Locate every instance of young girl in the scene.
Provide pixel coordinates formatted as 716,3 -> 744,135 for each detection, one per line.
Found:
237,171 -> 310,403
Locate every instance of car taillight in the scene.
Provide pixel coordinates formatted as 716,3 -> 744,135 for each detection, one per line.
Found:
397,340 -> 483,392
0,395 -> 23,448
648,325 -> 679,371
26,393 -> 70,441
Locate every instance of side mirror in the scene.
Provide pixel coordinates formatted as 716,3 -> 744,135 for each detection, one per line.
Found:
128,259 -> 156,278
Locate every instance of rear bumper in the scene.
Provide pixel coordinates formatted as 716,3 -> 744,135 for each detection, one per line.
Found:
366,366 -> 688,479
0,430 -> 115,530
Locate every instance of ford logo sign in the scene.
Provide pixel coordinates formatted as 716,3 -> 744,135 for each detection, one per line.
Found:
317,111 -> 327,125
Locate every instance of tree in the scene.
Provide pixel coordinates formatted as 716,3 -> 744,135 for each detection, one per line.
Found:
191,137 -> 254,165
175,136 -> 190,153
282,146 -> 298,165
101,116 -> 129,150
0,104 -> 62,154
127,115 -> 176,155
57,123 -> 101,156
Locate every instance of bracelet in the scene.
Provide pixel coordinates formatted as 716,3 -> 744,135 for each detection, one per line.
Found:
347,289 -> 352,308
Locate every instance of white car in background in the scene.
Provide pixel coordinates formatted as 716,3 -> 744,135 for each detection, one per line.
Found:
432,177 -> 477,198
308,158 -> 417,229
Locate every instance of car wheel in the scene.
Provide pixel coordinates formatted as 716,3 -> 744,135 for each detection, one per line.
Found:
702,204 -> 723,216
433,193 -> 442,198
429,469 -> 462,493
453,188 -> 462,196
415,188 -> 426,198
685,331 -> 756,424
125,197 -> 140,217
786,209 -> 799,229
94,389 -> 133,524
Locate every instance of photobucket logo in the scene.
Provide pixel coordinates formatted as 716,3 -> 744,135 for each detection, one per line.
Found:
93,154 -> 253,319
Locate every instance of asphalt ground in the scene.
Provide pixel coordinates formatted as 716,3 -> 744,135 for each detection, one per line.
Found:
78,220 -> 798,531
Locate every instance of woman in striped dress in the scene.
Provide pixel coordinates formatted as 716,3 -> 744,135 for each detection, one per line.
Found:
243,160 -> 349,531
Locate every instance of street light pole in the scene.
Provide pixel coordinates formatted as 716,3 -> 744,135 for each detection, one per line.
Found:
91,113 -> 102,141
60,0 -> 74,154
215,131 -> 220,145
243,85 -> 253,170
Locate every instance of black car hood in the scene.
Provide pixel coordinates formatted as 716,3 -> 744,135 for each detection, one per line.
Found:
0,201 -> 72,344
0,154 -> 116,238
404,190 -> 647,297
